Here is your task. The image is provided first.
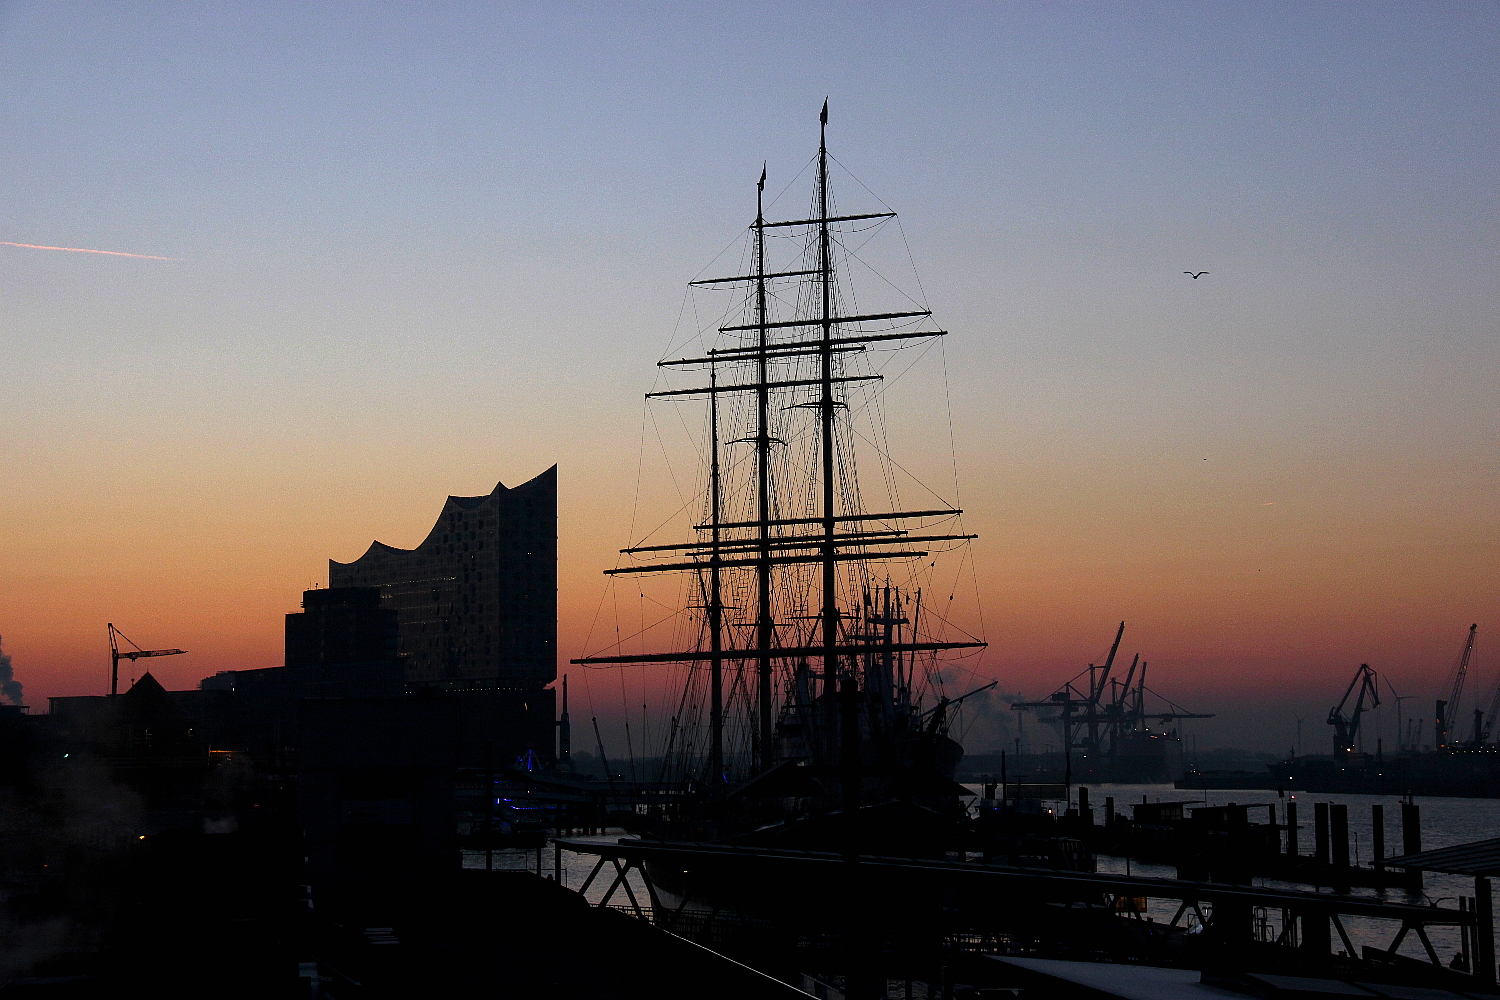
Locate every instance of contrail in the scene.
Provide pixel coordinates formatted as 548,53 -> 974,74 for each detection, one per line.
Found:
1,241 -> 182,261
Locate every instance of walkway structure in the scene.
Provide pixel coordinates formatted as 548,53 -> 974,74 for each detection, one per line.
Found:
559,838 -> 1484,981
1386,836 -> 1499,981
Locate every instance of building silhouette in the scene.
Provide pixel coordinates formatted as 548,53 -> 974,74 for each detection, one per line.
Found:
329,466 -> 556,692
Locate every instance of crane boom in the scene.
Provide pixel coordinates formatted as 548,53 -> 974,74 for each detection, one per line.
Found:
108,623 -> 187,697
1437,624 -> 1477,748
1483,669 -> 1500,745
1327,663 -> 1380,756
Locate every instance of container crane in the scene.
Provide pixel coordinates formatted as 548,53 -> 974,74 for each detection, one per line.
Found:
108,623 -> 186,697
1327,663 -> 1379,755
1436,624 -> 1477,749
1011,622 -> 1213,759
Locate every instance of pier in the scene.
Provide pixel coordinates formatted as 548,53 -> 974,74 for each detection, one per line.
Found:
558,836 -> 1487,988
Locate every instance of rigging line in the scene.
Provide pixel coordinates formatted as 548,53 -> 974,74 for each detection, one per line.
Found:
636,582 -> 699,618
581,665 -> 599,744
940,338 -> 964,510
825,151 -> 898,216
624,489 -> 708,551
647,402 -> 690,509
577,575 -> 616,667
827,222 -> 895,273
846,420 -> 960,511
686,223 -> 762,289
612,577 -> 624,657
662,381 -> 710,482
964,525 -> 990,671
909,581 -> 986,645
842,336 -> 945,417
693,272 -> 762,343
894,218 -> 933,311
623,392 -> 654,555
868,361 -> 905,520
930,337 -> 987,660
667,248 -> 757,368
762,152 -> 818,216
618,669 -> 637,783
833,236 -> 933,314
658,283 -> 706,384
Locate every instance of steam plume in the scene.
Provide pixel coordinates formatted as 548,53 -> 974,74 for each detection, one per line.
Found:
0,635 -> 23,706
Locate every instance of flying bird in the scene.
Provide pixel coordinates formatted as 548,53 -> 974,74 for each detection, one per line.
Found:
1185,271 -> 1209,279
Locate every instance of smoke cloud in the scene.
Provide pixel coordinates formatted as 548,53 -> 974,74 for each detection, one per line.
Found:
0,634 -> 24,706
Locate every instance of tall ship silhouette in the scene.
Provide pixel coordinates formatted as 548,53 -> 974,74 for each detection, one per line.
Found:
572,103 -> 989,852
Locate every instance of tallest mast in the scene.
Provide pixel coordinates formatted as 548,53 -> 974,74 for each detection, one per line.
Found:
754,164 -> 774,768
818,99 -> 839,714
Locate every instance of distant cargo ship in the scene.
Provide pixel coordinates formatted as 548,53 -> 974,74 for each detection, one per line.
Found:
1177,748 -> 1500,797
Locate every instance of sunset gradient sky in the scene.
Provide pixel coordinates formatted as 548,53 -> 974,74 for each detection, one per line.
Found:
2,2 -> 1497,752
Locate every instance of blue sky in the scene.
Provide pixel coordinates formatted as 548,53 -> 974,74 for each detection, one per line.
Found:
2,2 -> 1497,750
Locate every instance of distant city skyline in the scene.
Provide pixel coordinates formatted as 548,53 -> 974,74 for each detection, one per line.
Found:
2,2 -> 1497,751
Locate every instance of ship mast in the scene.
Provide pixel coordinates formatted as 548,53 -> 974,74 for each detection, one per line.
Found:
574,104 -> 986,778
818,100 -> 839,732
708,360 -> 724,787
754,163 -> 774,770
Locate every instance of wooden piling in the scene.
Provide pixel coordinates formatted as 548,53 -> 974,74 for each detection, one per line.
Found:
1314,802 -> 1330,865
1330,804 -> 1350,893
1286,801 -> 1298,856
1477,876 -> 1496,983
1371,804 -> 1384,867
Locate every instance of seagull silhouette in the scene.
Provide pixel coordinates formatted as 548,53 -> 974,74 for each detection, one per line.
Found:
1185,271 -> 1209,279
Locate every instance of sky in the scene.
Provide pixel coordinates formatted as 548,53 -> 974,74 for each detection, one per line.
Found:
2,1 -> 1497,753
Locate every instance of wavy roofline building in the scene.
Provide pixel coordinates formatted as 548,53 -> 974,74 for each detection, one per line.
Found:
329,466 -> 557,693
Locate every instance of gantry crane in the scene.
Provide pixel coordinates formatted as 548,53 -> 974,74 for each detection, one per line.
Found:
108,623 -> 186,697
1011,622 -> 1213,758
1327,663 -> 1380,755
1436,624 -> 1478,748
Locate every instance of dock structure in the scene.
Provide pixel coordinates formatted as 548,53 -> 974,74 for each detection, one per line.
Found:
559,837 -> 1485,987
1385,836 -> 1500,982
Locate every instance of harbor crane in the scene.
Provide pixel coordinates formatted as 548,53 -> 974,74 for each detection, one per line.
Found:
1327,663 -> 1379,755
1436,624 -> 1477,748
108,623 -> 185,697
1011,622 -> 1213,759
1480,665 -> 1500,745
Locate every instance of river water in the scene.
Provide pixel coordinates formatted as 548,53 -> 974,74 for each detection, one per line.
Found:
1079,782 -> 1500,966
462,783 -> 1500,969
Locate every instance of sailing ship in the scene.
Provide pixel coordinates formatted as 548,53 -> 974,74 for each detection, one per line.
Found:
571,103 -> 987,853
